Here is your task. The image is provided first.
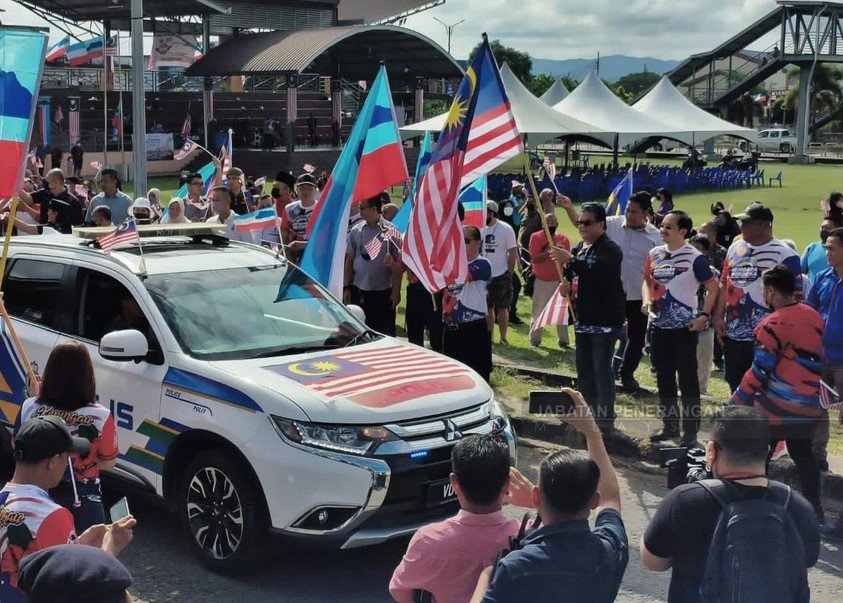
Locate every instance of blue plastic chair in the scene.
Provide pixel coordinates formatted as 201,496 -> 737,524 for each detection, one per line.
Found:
768,171 -> 783,187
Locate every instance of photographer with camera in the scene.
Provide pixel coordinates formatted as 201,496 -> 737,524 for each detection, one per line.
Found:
471,389 -> 628,603
641,406 -> 820,603
389,434 -> 529,603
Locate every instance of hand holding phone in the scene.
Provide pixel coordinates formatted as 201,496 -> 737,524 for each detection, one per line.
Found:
109,496 -> 130,522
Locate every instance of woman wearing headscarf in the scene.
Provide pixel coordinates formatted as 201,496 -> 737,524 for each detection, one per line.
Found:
160,197 -> 188,224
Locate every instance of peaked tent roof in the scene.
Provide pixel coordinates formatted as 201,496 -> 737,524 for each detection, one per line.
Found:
400,63 -> 612,145
552,71 -> 693,148
539,80 -> 569,105
633,77 -> 757,144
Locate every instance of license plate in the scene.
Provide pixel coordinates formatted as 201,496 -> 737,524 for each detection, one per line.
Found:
425,478 -> 457,507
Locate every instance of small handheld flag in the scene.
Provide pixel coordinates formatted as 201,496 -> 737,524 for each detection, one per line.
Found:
459,176 -> 487,230
233,207 -> 277,232
529,287 -> 570,334
606,168 -> 633,216
97,218 -> 139,255
174,139 -> 199,161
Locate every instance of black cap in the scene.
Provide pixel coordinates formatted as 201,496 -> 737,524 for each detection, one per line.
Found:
275,171 -> 296,188
296,173 -> 317,187
13,416 -> 90,461
18,544 -> 133,603
735,202 -> 774,223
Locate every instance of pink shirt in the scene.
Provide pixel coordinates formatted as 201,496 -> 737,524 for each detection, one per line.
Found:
389,510 -> 520,603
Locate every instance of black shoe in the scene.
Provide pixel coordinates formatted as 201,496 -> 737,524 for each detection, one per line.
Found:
650,427 -> 679,442
680,433 -> 700,448
510,315 -> 524,325
620,376 -> 641,393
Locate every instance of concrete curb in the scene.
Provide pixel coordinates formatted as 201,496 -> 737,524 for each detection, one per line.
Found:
495,362 -> 843,501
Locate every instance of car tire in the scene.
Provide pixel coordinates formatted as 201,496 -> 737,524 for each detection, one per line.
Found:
177,450 -> 269,573
780,142 -> 792,154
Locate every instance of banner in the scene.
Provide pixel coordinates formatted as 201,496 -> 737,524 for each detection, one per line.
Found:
145,132 -> 174,160
148,34 -> 199,69
37,96 -> 51,146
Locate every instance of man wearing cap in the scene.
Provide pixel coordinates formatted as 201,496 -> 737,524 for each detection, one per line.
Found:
0,416 -> 135,602
281,173 -> 318,261
483,201 -> 519,345
272,171 -> 297,217
713,202 -> 802,392
18,544 -> 133,603
84,169 -> 132,225
4,198 -> 73,235
18,168 -> 84,228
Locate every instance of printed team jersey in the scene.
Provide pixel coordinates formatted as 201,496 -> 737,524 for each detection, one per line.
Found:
443,258 -> 492,326
0,483 -> 77,601
731,303 -> 825,425
281,201 -> 315,241
18,399 -> 118,485
721,238 -> 801,341
645,243 -> 715,329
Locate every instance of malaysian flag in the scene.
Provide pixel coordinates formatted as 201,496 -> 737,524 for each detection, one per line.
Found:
203,89 -> 214,122
364,235 -> 382,258
286,76 -> 297,125
67,97 -> 80,144
366,223 -> 399,259
543,155 -> 556,182
53,105 -> 63,124
266,345 -> 475,408
303,163 -> 315,174
403,37 -> 522,293
529,286 -> 570,334
181,113 -> 192,137
97,219 -> 138,255
90,160 -> 102,172
174,139 -> 198,161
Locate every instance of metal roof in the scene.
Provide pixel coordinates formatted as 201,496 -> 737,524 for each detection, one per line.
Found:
185,25 -> 462,79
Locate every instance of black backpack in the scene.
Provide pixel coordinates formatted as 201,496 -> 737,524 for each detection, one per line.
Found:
697,479 -> 809,603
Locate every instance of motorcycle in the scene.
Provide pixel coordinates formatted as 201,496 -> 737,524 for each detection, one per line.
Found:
720,148 -> 760,171
682,147 -> 707,170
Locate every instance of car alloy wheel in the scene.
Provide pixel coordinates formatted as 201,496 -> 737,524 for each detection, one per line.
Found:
186,466 -> 244,560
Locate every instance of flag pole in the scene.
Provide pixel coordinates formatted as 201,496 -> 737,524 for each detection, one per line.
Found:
133,218 -> 147,274
0,198 -> 20,284
0,296 -> 40,397
520,152 -> 576,323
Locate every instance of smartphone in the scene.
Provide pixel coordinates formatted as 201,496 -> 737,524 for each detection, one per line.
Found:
109,496 -> 130,522
658,447 -> 689,467
529,390 -> 576,416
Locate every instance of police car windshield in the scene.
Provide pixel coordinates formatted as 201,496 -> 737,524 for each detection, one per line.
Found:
144,264 -> 368,360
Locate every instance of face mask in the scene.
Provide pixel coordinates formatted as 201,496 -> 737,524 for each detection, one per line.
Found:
821,230 -> 831,243
503,206 -> 514,217
271,187 -> 281,199
549,226 -> 557,236
716,216 -> 726,226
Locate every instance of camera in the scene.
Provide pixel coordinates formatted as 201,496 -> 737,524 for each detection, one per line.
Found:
659,447 -> 711,489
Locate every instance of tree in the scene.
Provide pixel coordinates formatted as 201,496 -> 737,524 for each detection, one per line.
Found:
603,79 -> 633,104
614,71 -> 660,98
423,99 -> 448,119
781,64 -> 843,125
527,73 -> 555,97
468,39 -> 532,85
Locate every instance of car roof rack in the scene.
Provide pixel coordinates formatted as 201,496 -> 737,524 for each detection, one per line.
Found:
73,223 -> 230,247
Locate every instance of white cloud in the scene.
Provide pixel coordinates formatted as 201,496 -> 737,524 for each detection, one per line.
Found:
404,0 -> 778,60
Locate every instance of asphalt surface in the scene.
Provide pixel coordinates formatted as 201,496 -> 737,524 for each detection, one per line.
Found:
119,443 -> 843,602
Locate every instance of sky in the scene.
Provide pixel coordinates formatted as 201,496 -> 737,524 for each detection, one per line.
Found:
2,0 -> 782,60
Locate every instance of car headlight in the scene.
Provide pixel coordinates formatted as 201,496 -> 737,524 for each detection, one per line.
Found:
488,397 -> 510,431
271,416 -> 397,456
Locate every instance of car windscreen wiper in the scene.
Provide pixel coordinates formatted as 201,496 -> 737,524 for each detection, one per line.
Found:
250,344 -> 340,359
344,329 -> 380,348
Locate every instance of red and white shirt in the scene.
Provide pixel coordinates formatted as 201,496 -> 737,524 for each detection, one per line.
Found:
19,399 -> 118,484
0,483 -> 77,600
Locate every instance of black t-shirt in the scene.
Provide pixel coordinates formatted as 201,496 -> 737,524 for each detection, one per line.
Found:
643,479 -> 820,602
31,188 -> 84,228
231,191 -> 250,215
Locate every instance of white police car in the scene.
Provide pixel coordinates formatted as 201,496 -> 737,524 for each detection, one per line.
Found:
1,224 -> 515,571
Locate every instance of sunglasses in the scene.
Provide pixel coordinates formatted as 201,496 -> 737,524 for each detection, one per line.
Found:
464,238 -> 477,244
189,182 -> 203,186
575,220 -> 595,227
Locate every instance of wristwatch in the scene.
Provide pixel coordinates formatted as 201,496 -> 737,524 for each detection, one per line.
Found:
699,311 -> 711,318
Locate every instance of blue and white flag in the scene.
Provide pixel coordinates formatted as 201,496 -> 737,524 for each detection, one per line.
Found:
392,130 -> 432,234
606,168 -> 633,216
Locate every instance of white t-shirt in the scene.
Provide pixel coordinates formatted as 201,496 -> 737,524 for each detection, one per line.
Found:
207,212 -> 253,243
483,219 -> 517,277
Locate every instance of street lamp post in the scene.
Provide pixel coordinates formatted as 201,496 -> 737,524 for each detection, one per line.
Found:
131,0 -> 147,193
432,17 -> 465,55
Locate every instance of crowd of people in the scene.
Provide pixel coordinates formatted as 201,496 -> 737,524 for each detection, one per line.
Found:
5,153 -> 843,600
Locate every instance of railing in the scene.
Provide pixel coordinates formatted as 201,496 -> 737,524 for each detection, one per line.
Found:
684,41 -> 783,106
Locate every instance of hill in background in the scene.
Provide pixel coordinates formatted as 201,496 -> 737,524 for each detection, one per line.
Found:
532,55 -> 680,83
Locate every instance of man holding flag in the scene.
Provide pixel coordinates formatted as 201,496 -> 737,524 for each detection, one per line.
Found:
344,195 -> 402,335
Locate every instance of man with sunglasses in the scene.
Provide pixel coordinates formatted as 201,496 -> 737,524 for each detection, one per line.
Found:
641,406 -> 820,602
554,202 -> 625,431
712,203 -> 801,392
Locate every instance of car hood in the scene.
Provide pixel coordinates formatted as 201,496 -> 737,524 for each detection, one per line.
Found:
209,339 -> 490,424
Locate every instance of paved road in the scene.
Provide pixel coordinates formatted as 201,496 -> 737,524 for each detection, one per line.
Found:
119,443 -> 843,602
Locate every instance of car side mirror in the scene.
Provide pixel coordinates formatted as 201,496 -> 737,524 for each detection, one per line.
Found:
100,329 -> 149,362
346,304 -> 366,324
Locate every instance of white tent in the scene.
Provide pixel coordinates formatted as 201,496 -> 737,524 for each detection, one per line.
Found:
552,71 -> 693,148
400,64 -> 610,145
539,80 -> 569,105
633,76 -> 757,145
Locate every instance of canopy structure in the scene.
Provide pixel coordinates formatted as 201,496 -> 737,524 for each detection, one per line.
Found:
400,63 -> 610,145
553,72 -> 693,148
539,80 -> 569,105
633,77 -> 757,145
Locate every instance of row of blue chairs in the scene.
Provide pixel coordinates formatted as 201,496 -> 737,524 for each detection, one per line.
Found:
489,164 -> 783,203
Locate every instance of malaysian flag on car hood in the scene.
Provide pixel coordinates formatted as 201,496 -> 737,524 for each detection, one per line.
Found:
207,341 -> 489,423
